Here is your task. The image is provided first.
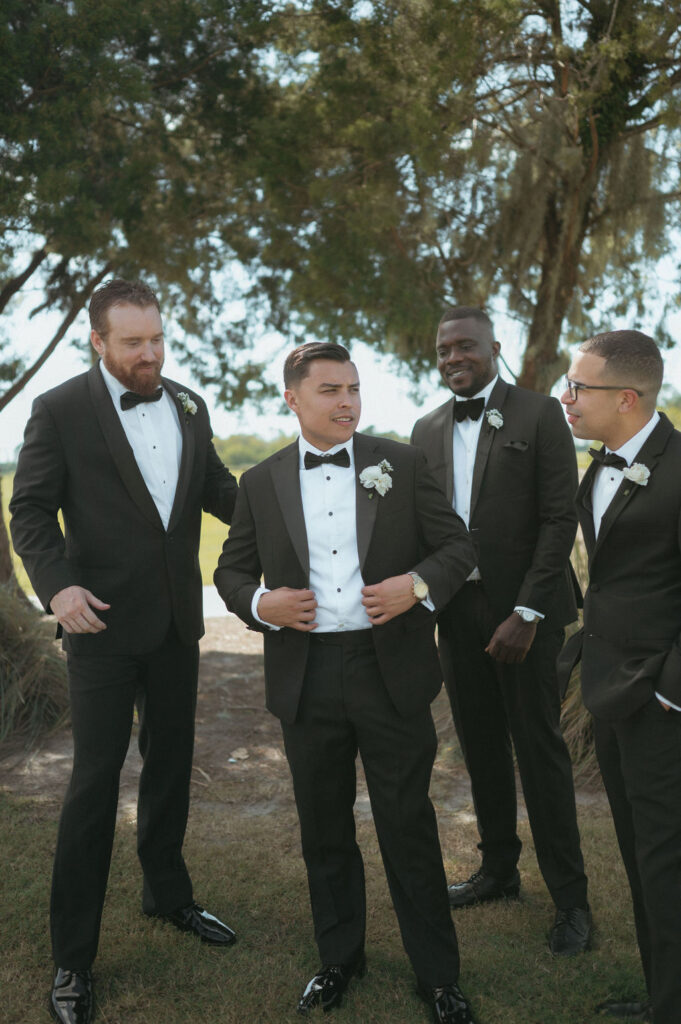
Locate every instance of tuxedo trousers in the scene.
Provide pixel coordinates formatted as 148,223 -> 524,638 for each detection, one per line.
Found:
280,631 -> 460,986
594,700 -> 681,1024
438,584 -> 587,908
51,624 -> 199,968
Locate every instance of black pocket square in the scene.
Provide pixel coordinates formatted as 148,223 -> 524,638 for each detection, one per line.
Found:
503,440 -> 528,451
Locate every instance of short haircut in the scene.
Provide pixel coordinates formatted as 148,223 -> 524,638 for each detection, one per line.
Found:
580,330 -> 663,400
89,278 -> 161,339
439,306 -> 494,333
283,342 -> 352,388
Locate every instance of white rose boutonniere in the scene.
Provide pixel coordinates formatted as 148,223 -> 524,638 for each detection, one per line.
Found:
359,459 -> 393,498
177,392 -> 198,417
486,408 -> 503,430
622,462 -> 650,487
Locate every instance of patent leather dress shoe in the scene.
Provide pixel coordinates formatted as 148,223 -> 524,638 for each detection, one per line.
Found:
297,953 -> 366,1013
548,904 -> 592,956
49,968 -> 94,1024
447,867 -> 520,909
155,901 -> 236,946
596,999 -> 653,1020
417,980 -> 477,1024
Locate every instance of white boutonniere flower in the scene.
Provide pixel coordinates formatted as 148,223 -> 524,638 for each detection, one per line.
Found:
359,459 -> 393,498
486,408 -> 503,430
177,392 -> 197,416
622,462 -> 650,486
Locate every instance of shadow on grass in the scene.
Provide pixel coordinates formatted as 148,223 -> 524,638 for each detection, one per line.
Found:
1,787 -> 646,1024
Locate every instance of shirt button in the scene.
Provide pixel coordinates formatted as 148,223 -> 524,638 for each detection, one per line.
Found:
337,587 -> 341,593
332,550 -> 337,554
326,475 -> 331,480
329,511 -> 333,516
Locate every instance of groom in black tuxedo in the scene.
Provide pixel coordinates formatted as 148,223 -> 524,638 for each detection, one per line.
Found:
560,330 -> 681,1024
10,279 -> 239,1024
215,342 -> 478,1024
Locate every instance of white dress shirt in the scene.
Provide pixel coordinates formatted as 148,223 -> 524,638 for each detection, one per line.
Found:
99,362 -> 182,530
591,411 -> 659,538
452,376 -> 542,619
589,411 -> 676,710
253,435 -> 433,631
253,438 -> 371,632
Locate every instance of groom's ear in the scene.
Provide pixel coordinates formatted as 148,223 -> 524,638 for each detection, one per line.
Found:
91,330 -> 105,357
284,388 -> 298,414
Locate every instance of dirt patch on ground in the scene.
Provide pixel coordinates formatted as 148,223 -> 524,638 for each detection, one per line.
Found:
0,615 -> 604,820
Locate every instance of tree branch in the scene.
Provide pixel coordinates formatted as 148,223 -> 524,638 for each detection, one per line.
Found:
0,248 -> 49,316
0,264 -> 112,413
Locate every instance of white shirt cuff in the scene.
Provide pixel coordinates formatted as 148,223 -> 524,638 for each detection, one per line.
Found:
655,691 -> 681,712
514,605 -> 545,621
251,586 -> 281,631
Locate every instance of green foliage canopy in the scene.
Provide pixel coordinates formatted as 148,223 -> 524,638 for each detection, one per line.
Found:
0,0 -> 277,410
241,0 -> 681,392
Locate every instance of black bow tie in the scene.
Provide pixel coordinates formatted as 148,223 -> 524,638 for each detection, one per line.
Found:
588,447 -> 627,470
454,397 -> 485,422
120,388 -> 163,411
304,448 -> 351,470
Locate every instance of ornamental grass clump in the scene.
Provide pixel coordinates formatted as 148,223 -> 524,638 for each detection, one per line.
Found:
0,582 -> 68,744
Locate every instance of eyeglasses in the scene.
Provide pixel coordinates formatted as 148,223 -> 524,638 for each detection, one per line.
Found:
564,377 -> 643,402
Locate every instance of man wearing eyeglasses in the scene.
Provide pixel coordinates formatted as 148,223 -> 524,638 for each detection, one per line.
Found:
560,330 -> 681,1024
411,307 -> 590,956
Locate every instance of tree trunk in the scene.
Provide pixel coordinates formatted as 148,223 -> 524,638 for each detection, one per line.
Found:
517,168 -> 599,394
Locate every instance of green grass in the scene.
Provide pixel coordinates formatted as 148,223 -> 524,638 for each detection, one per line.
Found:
0,786 -> 646,1024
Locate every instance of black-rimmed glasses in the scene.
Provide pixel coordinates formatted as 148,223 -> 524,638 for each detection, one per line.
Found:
564,377 -> 643,401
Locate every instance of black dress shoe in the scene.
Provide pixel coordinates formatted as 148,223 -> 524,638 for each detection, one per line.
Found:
297,954 -> 366,1013
154,902 -> 236,946
49,968 -> 94,1024
548,904 -> 592,956
447,867 -> 520,909
417,980 -> 477,1024
596,999 -> 653,1020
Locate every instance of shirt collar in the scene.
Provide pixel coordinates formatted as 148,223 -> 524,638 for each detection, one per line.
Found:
453,374 -> 498,405
609,410 -> 659,466
297,435 -> 355,470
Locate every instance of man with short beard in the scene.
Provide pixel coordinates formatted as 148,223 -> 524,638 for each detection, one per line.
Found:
10,278 -> 239,1024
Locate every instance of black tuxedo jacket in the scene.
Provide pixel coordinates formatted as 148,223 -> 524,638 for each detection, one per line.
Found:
561,413 -> 681,720
214,433 -> 476,723
10,363 -> 238,655
411,379 -> 579,629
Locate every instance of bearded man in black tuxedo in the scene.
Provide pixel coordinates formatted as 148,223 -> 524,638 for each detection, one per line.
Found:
10,279 -> 239,1024
560,330 -> 681,1024
215,342 -> 478,1024
411,307 -> 590,955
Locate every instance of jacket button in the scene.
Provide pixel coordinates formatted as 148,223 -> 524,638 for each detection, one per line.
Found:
590,583 -> 599,592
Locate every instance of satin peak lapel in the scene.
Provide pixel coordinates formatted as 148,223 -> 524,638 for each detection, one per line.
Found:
441,401 -> 455,504
165,380 -> 196,532
354,433 -> 380,569
271,443 -> 310,579
87,364 -> 164,530
576,459 -> 598,554
470,379 -> 508,518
